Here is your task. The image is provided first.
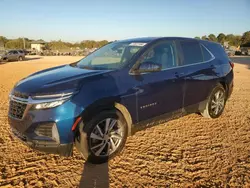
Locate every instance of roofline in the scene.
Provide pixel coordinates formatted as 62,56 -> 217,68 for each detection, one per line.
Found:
117,37 -> 221,43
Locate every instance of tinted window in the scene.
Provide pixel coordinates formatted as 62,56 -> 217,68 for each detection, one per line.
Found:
140,41 -> 177,69
180,40 -> 203,65
202,42 -> 229,62
201,45 -> 213,61
13,51 -> 18,54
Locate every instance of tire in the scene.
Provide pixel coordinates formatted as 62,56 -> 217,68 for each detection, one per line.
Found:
3,58 -> 8,62
200,84 -> 226,119
18,56 -> 23,61
75,110 -> 128,164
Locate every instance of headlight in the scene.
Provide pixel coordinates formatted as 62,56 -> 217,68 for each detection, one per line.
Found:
35,100 -> 65,109
31,91 -> 76,110
32,91 -> 75,100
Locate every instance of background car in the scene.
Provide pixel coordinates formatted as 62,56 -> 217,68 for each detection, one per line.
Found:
241,48 -> 250,55
0,50 -> 7,62
0,50 -> 25,62
225,49 -> 235,56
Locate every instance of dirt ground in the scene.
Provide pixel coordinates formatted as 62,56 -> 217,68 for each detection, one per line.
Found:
0,56 -> 249,188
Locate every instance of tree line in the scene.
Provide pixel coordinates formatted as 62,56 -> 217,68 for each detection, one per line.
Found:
195,31 -> 250,47
1,31 -> 250,50
0,37 -> 109,50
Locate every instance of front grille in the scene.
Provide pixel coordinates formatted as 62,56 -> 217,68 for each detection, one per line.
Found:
9,91 -> 29,120
13,91 -> 29,99
9,100 -> 27,119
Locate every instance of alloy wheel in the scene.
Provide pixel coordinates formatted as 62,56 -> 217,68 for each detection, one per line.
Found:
210,90 -> 225,116
89,118 -> 123,157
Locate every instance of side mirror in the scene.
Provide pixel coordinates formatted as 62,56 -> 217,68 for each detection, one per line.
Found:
137,61 -> 162,73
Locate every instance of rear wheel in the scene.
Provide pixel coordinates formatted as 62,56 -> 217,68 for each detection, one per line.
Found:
75,110 -> 128,164
200,84 -> 226,118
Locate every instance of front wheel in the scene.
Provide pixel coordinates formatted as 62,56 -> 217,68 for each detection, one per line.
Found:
75,110 -> 128,164
200,84 -> 226,118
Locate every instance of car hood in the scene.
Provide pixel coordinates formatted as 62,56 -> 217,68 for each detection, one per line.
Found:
14,64 -> 111,95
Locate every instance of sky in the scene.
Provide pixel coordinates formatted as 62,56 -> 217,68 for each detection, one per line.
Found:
0,0 -> 249,42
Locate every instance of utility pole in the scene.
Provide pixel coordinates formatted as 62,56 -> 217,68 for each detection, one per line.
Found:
23,37 -> 26,49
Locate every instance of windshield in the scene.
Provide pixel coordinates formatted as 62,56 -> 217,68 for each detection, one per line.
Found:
76,41 -> 147,70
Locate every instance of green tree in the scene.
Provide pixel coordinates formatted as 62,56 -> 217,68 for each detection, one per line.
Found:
201,35 -> 209,40
225,34 -> 234,42
194,36 -> 200,39
5,38 -> 24,49
229,35 -> 241,46
97,40 -> 109,48
208,34 -> 217,42
217,33 -> 226,44
224,34 -> 242,47
48,40 -> 70,50
0,36 -> 8,46
241,31 -> 250,45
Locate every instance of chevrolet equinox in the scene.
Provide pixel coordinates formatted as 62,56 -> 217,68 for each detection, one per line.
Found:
8,37 -> 234,164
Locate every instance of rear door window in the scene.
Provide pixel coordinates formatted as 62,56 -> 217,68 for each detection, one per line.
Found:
180,40 -> 203,65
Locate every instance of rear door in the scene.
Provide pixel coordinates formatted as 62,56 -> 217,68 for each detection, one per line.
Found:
134,40 -> 185,122
13,50 -> 19,60
177,39 -> 217,111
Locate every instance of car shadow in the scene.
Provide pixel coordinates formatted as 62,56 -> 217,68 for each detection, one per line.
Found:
79,162 -> 109,188
24,57 -> 42,61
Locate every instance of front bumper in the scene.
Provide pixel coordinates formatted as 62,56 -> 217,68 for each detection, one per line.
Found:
10,127 -> 73,156
8,96 -> 83,156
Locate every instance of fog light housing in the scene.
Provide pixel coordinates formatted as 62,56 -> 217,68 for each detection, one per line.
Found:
34,123 -> 60,144
52,124 -> 60,144
35,123 -> 54,138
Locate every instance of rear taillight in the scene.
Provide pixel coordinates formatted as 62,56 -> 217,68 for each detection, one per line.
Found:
229,61 -> 234,69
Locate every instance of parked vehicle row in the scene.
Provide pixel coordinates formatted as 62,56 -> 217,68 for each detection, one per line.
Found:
225,49 -> 250,56
8,37 -> 234,164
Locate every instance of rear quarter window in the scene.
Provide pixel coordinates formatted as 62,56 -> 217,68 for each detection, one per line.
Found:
180,40 -> 203,65
201,41 -> 229,62
201,44 -> 213,61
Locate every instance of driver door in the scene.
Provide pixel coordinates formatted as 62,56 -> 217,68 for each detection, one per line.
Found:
135,40 -> 185,122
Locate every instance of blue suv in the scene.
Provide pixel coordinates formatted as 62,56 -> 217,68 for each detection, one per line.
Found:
8,37 -> 234,163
